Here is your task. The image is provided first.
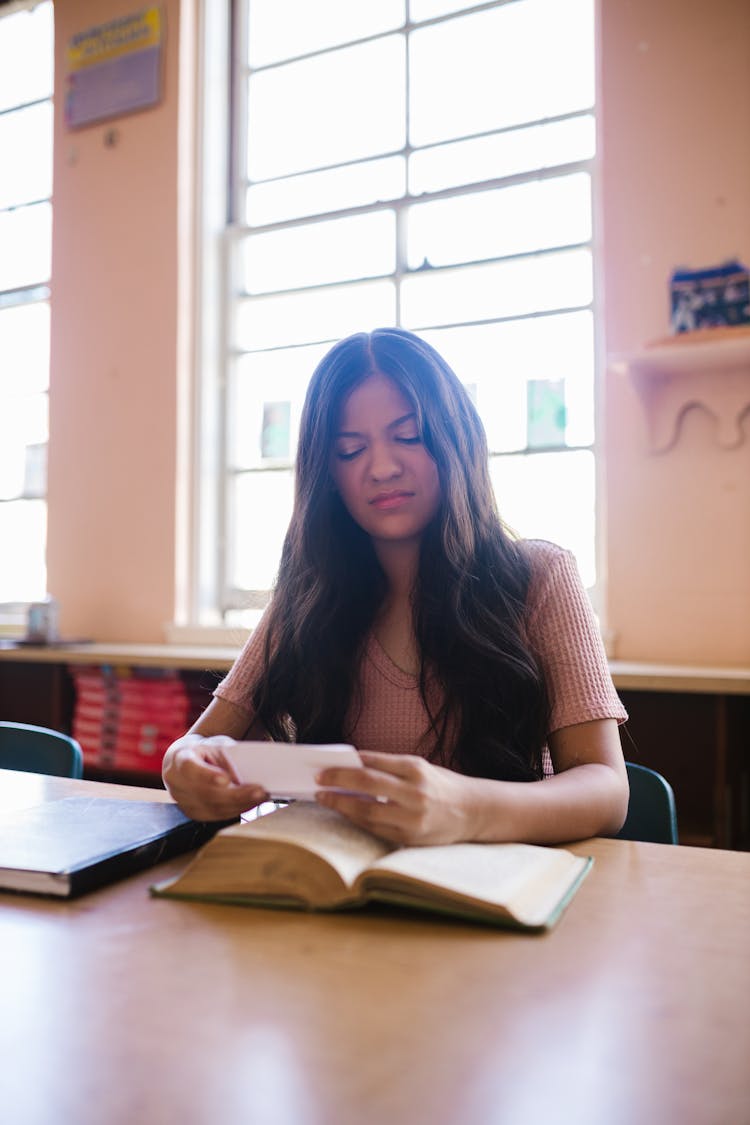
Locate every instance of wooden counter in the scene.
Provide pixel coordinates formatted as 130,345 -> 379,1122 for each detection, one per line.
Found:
0,641 -> 240,670
3,643 -> 750,692
609,660 -> 750,695
1,644 -> 749,850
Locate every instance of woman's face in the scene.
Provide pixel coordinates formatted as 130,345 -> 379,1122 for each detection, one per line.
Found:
330,371 -> 442,549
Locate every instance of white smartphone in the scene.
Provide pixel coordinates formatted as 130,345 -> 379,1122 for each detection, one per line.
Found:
222,741 -> 364,801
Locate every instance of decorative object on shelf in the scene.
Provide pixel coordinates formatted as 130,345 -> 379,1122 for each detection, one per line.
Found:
670,260 -> 750,334
25,596 -> 59,644
611,326 -> 750,453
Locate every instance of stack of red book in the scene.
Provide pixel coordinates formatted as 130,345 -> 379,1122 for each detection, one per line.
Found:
71,666 -> 191,774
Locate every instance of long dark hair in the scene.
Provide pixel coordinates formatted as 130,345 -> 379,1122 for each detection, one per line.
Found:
253,328 -> 550,781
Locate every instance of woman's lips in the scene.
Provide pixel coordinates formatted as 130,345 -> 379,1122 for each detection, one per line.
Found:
370,491 -> 414,510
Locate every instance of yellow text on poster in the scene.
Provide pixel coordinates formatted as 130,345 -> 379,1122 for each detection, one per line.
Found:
67,8 -> 161,72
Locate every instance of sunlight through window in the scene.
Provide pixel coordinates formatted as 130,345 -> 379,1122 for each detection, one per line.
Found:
0,1 -> 53,606
221,0 -> 597,619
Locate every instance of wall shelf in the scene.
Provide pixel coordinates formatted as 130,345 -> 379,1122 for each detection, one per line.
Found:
610,327 -> 750,452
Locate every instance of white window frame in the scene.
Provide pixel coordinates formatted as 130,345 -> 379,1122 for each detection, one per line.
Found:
0,0 -> 54,629
189,0 -> 604,631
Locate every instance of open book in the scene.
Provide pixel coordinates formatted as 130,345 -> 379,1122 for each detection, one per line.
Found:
152,803 -> 592,930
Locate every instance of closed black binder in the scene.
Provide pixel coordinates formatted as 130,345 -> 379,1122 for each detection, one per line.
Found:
0,797 -> 225,898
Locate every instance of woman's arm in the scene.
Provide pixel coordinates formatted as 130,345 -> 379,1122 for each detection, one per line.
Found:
161,696 -> 270,821
314,718 -> 629,846
467,717 -> 629,843
162,610 -> 277,819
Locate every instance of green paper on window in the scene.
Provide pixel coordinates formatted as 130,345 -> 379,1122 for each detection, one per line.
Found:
527,380 -> 566,450
261,401 -> 291,460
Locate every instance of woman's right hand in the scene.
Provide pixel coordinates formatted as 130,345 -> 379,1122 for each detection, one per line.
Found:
162,733 -> 268,822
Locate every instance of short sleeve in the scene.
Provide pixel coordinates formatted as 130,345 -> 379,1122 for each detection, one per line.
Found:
213,610 -> 272,717
524,540 -> 627,735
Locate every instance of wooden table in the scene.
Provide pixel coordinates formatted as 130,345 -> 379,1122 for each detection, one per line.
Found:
0,772 -> 748,1125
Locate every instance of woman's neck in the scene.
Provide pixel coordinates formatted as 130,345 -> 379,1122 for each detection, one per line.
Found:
372,538 -> 420,600
370,539 -> 421,674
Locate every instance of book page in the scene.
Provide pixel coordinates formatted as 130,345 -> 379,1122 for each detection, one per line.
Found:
364,842 -> 589,927
236,802 -> 395,889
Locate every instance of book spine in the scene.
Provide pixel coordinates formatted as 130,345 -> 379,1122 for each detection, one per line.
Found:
66,820 -> 229,898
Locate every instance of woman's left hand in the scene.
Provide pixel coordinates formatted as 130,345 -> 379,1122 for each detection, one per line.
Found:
314,751 -> 476,845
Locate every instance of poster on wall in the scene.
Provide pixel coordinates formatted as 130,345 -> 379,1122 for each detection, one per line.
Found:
65,7 -> 163,129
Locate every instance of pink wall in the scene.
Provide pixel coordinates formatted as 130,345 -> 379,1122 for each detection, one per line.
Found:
47,0 -> 185,641
45,0 -> 750,661
599,0 -> 750,663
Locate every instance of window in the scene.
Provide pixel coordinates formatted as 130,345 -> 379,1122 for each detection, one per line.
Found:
213,0 -> 596,625
0,0 -> 54,612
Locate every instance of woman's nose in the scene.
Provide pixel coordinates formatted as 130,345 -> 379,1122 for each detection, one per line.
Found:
368,442 -> 402,481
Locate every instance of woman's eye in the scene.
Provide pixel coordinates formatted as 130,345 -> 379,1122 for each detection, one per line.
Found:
395,435 -> 421,445
335,447 -> 364,461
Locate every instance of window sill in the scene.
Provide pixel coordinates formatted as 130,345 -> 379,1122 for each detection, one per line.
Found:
163,623 -> 251,647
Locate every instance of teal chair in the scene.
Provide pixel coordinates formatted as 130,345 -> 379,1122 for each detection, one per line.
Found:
617,761 -> 678,844
0,721 -> 84,779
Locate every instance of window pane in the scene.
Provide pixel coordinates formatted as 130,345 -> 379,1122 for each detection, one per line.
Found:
401,248 -> 592,327
0,499 -> 46,601
0,4 -> 53,609
242,211 -> 396,294
0,203 -> 52,290
0,303 -> 50,396
407,174 -> 591,270
229,344 -> 330,469
247,36 -> 406,179
247,156 -> 406,226
22,392 -> 49,446
224,0 -> 598,608
230,471 -> 295,590
23,443 -> 47,499
420,310 -> 594,452
236,279 -> 396,351
248,0 -> 405,67
409,115 -> 595,195
0,388 -> 48,500
0,102 -> 53,209
0,432 -> 25,500
489,449 -> 595,586
0,3 -> 54,114
409,0 -> 594,147
411,0 -> 484,19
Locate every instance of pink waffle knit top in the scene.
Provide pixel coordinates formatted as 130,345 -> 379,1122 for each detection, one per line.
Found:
215,540 -> 627,771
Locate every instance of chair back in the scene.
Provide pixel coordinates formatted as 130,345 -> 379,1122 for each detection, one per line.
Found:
0,721 -> 84,779
618,761 -> 678,844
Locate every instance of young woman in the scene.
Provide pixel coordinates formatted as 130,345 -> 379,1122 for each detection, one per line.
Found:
163,328 -> 629,844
